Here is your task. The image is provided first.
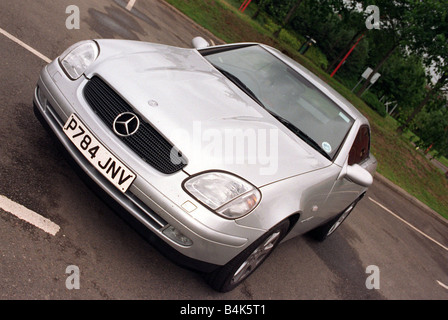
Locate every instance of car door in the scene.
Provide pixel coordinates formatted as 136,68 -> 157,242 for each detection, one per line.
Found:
324,125 -> 373,217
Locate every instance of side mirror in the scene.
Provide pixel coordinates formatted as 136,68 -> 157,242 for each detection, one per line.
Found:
345,164 -> 373,187
191,36 -> 210,49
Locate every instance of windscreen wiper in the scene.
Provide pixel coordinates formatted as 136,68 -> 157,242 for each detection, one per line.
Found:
215,66 -> 330,160
268,111 -> 331,160
214,67 -> 266,108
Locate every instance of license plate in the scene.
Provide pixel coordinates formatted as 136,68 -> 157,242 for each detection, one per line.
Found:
63,114 -> 136,193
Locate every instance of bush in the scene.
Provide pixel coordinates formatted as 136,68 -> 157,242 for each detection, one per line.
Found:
362,92 -> 387,117
275,29 -> 328,70
305,46 -> 329,70
278,29 -> 302,51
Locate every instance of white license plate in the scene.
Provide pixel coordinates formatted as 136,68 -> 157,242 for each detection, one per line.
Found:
63,114 -> 136,193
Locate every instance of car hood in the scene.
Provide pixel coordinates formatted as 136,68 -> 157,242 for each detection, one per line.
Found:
86,40 -> 331,186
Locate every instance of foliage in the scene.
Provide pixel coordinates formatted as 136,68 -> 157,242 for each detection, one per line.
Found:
412,98 -> 448,156
262,0 -> 300,24
396,0 -> 448,132
362,91 -> 387,117
373,52 -> 427,114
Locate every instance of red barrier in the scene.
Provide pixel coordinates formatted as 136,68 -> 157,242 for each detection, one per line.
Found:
331,34 -> 365,78
239,0 -> 252,12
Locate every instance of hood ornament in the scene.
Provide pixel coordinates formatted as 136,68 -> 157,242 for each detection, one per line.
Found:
148,100 -> 158,107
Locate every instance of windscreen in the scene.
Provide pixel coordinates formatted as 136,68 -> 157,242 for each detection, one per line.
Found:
203,45 -> 354,159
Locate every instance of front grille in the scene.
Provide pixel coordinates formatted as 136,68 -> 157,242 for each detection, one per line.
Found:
83,76 -> 187,174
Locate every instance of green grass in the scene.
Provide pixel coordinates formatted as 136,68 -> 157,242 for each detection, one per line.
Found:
438,156 -> 448,168
165,0 -> 448,219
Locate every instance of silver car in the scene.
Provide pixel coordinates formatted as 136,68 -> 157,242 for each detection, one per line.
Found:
33,37 -> 377,292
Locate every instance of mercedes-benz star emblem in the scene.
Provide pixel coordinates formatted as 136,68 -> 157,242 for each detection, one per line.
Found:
113,112 -> 140,137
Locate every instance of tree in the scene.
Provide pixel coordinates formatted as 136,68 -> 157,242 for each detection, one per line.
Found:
412,97 -> 448,155
273,0 -> 303,38
398,71 -> 448,131
374,52 -> 427,114
325,2 -> 368,74
252,0 -> 268,19
397,0 -> 448,132
355,0 -> 414,97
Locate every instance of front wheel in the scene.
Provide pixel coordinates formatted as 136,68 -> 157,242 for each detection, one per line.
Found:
205,219 -> 290,292
309,197 -> 361,242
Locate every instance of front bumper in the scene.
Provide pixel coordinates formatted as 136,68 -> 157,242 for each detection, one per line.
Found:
33,59 -> 264,271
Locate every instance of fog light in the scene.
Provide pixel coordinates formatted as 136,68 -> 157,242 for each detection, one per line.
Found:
162,225 -> 193,246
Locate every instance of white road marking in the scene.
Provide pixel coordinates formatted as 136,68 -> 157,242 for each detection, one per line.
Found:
436,280 -> 448,290
437,280 -> 448,290
368,197 -> 448,252
126,0 -> 137,11
0,195 -> 60,236
0,27 -> 51,63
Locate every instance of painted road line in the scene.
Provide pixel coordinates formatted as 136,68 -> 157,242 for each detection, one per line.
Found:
369,197 -> 448,252
0,27 -> 51,63
126,0 -> 137,11
437,280 -> 448,290
0,195 -> 60,236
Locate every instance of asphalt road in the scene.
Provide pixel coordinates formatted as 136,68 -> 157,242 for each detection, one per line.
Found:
0,0 -> 447,300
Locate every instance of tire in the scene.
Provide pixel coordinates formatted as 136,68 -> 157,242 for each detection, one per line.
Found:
310,197 -> 361,242
205,219 -> 290,292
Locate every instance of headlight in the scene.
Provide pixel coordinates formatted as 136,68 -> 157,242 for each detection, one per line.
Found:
183,172 -> 261,219
59,40 -> 99,79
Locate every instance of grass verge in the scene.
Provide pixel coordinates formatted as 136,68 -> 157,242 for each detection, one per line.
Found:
165,0 -> 448,219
